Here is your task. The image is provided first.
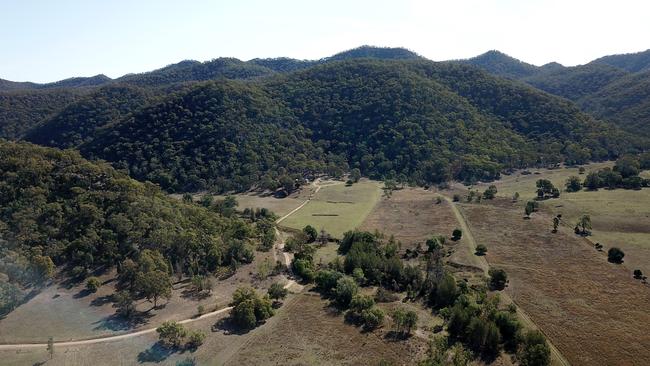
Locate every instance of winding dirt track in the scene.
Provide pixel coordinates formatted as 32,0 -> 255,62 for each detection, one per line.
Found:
0,181 -> 330,351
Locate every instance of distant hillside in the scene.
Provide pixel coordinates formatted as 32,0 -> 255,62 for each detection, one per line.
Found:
459,50 -> 539,79
523,63 -> 628,100
25,84 -> 156,148
56,59 -> 640,193
115,58 -> 275,87
580,70 -> 650,136
461,50 -> 650,137
79,81 -> 328,192
0,75 -> 111,92
591,49 -> 650,72
0,89 -> 84,139
326,45 -> 421,61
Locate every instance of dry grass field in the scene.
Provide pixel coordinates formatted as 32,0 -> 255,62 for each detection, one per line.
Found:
360,188 -> 486,284
458,198 -> 650,365
468,163 -> 650,276
280,180 -> 382,238
360,188 -> 458,249
0,291 -> 431,366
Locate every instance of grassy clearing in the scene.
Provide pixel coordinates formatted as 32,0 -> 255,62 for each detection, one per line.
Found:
313,244 -> 341,267
280,180 -> 383,238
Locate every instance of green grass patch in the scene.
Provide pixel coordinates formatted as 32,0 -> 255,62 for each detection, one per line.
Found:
281,180 -> 382,238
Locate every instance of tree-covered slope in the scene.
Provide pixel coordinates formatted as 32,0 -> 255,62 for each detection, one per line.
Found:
590,49 -> 650,73
580,70 -> 650,137
0,140 -> 255,286
80,81 -> 328,192
266,59 -> 531,181
0,89 -> 83,139
522,63 -> 628,101
116,58 -> 275,87
70,59 -> 643,192
459,50 -> 539,79
25,84 -> 156,149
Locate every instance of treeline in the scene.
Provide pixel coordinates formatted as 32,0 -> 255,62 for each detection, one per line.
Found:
0,141 -> 258,306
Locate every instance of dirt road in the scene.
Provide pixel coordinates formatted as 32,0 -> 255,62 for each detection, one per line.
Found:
438,194 -> 570,366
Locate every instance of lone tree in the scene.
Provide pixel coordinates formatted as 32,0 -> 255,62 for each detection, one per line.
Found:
575,215 -> 592,236
535,179 -> 558,199
350,168 -> 361,183
633,269 -> 644,279
552,215 -> 561,233
137,270 -> 172,307
483,185 -> 498,199
565,176 -> 582,192
607,247 -> 625,263
268,282 -> 288,302
303,225 -> 318,243
475,244 -> 488,256
230,286 -> 274,329
86,276 -> 101,293
524,201 -> 535,219
451,229 -> 462,241
489,268 -> 508,290
47,337 -> 54,359
512,192 -> 520,202
392,308 -> 418,336
157,321 -> 187,348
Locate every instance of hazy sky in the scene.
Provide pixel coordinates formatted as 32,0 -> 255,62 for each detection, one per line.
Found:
2,0 -> 648,83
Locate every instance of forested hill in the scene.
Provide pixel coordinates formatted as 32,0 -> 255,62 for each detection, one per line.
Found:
458,50 -> 650,137
25,84 -> 157,149
3,47 -> 649,193
459,50 -> 539,79
0,140 -> 256,287
26,58 -> 638,193
590,49 -> 650,72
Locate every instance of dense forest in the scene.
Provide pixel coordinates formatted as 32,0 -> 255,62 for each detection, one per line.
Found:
1,46 -> 649,193
0,88 -> 83,139
461,49 -> 650,138
0,141 -> 258,310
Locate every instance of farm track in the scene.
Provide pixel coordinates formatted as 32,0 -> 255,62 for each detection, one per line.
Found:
0,181 -> 336,351
438,194 -> 571,366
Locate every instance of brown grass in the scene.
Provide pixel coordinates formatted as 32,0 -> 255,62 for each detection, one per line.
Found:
225,292 -> 429,366
460,198 -> 650,366
360,188 -> 458,249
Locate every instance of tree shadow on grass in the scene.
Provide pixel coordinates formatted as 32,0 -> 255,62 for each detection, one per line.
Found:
384,330 -> 412,342
211,317 -> 252,335
93,311 -> 154,332
90,294 -> 114,307
73,288 -> 93,298
137,341 -> 179,363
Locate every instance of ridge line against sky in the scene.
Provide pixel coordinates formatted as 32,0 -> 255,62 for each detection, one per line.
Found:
1,0 -> 649,83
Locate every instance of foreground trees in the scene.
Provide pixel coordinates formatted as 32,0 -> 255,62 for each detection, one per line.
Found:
230,287 -> 274,329
156,321 -> 206,350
